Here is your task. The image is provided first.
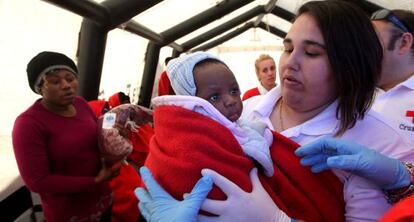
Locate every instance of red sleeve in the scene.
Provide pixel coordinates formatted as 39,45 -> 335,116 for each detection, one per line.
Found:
242,88 -> 260,101
128,124 -> 154,166
158,71 -> 175,96
110,165 -> 141,222
12,115 -> 97,194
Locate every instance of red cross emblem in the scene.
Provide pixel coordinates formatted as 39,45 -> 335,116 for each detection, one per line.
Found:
406,110 -> 414,123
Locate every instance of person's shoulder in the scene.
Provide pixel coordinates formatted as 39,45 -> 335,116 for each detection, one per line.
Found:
15,110 -> 33,124
364,109 -> 402,129
15,99 -> 41,119
344,109 -> 414,148
242,87 -> 260,100
14,100 -> 44,129
243,94 -> 263,107
367,109 -> 414,142
400,74 -> 414,89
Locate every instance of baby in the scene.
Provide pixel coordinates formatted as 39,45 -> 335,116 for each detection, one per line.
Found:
151,51 -> 274,176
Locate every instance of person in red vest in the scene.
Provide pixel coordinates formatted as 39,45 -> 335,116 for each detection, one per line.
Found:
158,57 -> 175,96
88,99 -> 110,117
242,54 -> 277,101
108,91 -> 130,107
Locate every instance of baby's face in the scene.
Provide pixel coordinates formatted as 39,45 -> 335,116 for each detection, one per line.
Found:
194,63 -> 243,122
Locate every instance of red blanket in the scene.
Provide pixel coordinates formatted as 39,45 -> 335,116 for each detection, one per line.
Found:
111,124 -> 154,222
144,106 -> 345,222
380,195 -> 414,222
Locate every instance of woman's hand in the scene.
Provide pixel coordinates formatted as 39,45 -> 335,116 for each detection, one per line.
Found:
295,137 -> 411,189
135,167 -> 213,222
95,160 -> 122,184
199,168 -> 290,222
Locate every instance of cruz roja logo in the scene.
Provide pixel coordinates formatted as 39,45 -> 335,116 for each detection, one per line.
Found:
406,110 -> 414,123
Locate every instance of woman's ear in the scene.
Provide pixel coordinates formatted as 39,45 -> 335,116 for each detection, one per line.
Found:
397,32 -> 414,55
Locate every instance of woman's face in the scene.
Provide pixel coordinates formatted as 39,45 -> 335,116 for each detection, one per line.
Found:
40,69 -> 78,107
257,59 -> 276,90
279,13 -> 337,112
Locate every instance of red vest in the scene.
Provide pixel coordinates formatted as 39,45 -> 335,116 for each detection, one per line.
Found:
242,87 -> 260,101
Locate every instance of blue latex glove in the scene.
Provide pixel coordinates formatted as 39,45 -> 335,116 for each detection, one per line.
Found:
294,137 -> 411,189
135,167 -> 213,222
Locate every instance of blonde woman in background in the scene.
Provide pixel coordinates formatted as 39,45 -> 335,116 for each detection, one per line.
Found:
242,54 -> 277,101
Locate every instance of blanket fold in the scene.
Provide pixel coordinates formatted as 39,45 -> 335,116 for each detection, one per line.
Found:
143,105 -> 345,222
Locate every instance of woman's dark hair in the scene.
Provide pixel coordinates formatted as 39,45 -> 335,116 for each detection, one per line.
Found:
297,0 -> 383,136
392,10 -> 414,57
118,92 -> 130,104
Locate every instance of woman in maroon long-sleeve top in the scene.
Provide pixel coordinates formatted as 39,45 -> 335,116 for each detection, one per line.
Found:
12,51 -> 121,222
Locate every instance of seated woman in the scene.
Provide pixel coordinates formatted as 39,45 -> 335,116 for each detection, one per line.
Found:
135,1 -> 414,221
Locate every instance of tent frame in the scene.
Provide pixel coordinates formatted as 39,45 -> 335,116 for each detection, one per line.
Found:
42,0 -> 382,107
